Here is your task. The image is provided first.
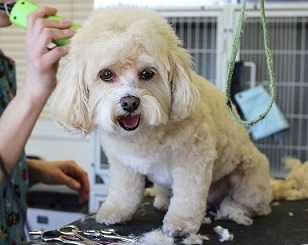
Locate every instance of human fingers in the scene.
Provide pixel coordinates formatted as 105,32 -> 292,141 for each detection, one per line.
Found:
38,27 -> 75,47
62,161 -> 90,203
78,190 -> 89,204
26,7 -> 74,51
26,6 -> 58,36
58,169 -> 82,191
69,164 -> 90,203
28,17 -> 73,37
28,6 -> 58,22
29,26 -> 74,65
39,45 -> 69,67
77,172 -> 90,203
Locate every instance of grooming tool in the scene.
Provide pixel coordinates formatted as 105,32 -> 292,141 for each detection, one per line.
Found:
29,225 -> 101,244
0,0 -> 80,46
81,229 -> 138,243
30,225 -> 138,244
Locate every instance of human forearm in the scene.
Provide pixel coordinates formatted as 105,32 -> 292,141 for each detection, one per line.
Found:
0,87 -> 50,175
0,6 -> 75,180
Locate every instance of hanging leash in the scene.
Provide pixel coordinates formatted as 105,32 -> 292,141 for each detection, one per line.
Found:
225,0 -> 276,127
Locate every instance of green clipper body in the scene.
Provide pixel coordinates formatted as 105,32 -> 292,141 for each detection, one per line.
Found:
10,0 -> 80,46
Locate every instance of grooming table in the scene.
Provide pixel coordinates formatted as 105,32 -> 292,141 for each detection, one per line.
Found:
27,197 -> 308,245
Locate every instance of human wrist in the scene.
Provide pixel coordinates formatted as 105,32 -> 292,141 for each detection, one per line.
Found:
19,82 -> 54,106
14,88 -> 49,119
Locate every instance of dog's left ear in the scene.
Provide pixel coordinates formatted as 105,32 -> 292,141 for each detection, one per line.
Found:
169,46 -> 199,121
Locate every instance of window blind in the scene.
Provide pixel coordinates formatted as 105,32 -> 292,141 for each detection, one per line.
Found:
0,0 -> 94,117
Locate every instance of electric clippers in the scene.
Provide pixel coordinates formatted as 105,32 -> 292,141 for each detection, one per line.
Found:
1,0 -> 80,46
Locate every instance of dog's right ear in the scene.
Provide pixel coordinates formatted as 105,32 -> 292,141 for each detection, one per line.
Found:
51,56 -> 94,136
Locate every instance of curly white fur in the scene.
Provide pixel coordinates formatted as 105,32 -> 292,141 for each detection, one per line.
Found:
271,158 -> 308,200
51,6 -> 272,236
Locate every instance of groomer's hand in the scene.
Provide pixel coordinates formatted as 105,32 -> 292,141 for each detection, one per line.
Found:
27,159 -> 90,204
23,6 -> 75,102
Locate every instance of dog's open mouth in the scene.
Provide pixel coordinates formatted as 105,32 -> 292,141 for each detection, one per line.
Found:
119,114 -> 141,131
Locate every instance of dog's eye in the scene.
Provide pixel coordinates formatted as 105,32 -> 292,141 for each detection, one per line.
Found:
99,69 -> 115,82
139,68 -> 155,81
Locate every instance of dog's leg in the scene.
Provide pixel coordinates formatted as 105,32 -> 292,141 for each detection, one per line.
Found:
162,149 -> 216,236
153,184 -> 172,211
96,158 -> 145,225
216,196 -> 254,225
218,156 -> 272,225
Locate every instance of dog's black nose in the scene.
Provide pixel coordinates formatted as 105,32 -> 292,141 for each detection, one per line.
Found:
120,96 -> 140,112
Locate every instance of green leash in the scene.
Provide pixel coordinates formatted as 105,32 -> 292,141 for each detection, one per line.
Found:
225,0 -> 276,127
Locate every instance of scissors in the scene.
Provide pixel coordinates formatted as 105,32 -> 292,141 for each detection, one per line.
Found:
29,225 -> 101,245
81,229 -> 138,243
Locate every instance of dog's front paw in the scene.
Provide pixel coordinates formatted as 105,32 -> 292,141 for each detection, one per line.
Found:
96,202 -> 132,225
218,197 -> 253,226
215,209 -> 253,226
153,195 -> 170,211
162,215 -> 201,237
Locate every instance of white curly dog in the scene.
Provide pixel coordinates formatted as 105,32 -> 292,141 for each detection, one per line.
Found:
51,6 -> 272,236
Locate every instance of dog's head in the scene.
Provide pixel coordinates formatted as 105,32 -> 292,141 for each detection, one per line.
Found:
51,6 -> 199,135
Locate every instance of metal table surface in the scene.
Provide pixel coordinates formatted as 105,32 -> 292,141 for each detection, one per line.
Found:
27,197 -> 308,245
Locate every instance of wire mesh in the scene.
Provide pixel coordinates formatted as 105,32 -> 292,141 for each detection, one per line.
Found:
240,16 -> 308,177
167,16 -> 218,83
166,14 -> 307,177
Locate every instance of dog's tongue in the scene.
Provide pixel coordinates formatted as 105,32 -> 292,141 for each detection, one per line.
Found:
120,114 -> 140,130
